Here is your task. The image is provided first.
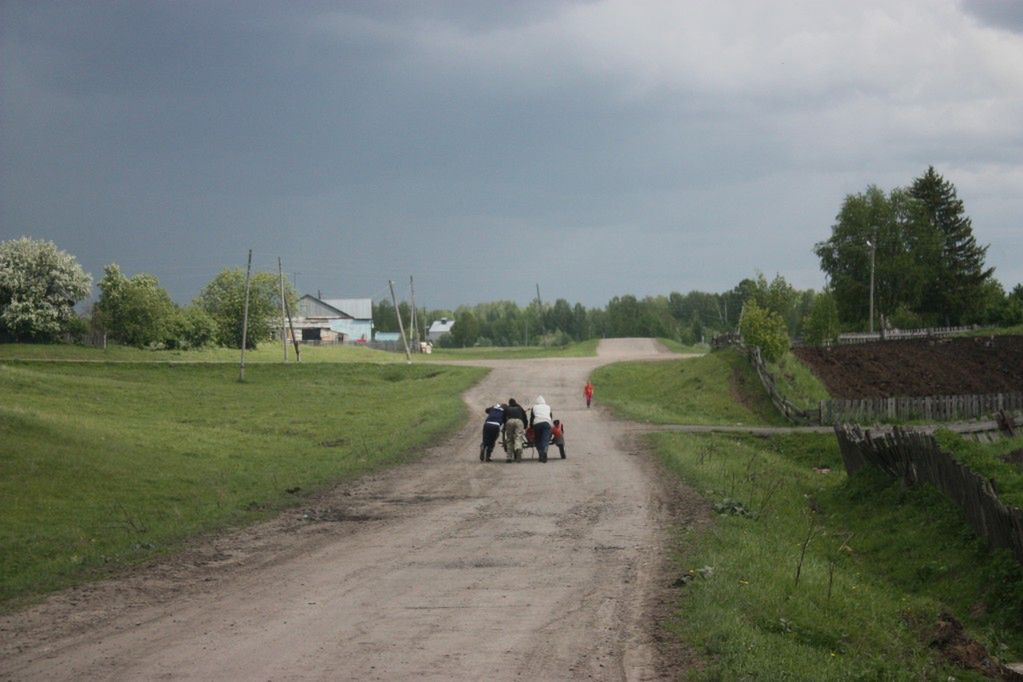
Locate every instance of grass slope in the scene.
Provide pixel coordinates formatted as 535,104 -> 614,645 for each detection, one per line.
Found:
934,430 -> 1023,508
654,432 -> 1023,679
0,361 -> 485,607
590,347 -> 787,426
765,350 -> 832,410
656,338 -> 710,355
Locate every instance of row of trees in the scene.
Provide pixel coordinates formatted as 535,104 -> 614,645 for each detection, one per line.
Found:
0,237 -> 295,348
94,265 -> 297,349
373,272 -> 836,350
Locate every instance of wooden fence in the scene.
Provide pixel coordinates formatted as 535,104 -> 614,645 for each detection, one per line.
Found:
746,345 -> 819,425
834,424 -> 1023,563
710,332 -> 741,349
835,325 -> 976,345
820,392 -> 1023,424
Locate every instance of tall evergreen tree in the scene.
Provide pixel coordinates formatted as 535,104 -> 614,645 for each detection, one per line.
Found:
909,166 -> 994,324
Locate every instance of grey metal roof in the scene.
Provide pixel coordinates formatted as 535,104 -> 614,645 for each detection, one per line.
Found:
322,298 -> 373,320
428,318 -> 456,333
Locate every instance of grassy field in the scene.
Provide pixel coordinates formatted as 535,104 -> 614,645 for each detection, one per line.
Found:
422,339 -> 599,360
0,341 -> 400,363
656,338 -> 710,355
593,347 -> 1023,678
590,347 -> 788,426
0,339 -> 601,363
0,360 -> 486,607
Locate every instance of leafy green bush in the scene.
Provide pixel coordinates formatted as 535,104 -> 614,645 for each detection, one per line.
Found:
801,292 -> 840,345
740,301 -> 789,362
96,264 -> 177,348
888,304 -> 927,330
164,305 -> 218,349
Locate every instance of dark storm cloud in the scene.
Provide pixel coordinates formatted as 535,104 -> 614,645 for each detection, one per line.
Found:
1,1 -> 1021,307
961,0 -> 1023,33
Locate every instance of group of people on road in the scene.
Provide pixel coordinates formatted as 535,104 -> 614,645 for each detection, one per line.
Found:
479,382 -> 592,464
480,397 -> 559,463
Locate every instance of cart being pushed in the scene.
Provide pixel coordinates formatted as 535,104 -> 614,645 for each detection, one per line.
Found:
501,426 -> 540,460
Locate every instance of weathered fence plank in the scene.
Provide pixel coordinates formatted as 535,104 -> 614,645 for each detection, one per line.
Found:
820,391 -> 1023,424
834,424 -> 1023,563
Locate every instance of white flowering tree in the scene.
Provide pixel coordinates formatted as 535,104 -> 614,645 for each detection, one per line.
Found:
0,237 -> 92,341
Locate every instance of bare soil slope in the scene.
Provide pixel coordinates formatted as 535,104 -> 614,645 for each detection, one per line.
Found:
1,338 -> 697,681
794,336 -> 1023,398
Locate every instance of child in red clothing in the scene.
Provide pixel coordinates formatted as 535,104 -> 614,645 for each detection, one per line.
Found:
551,419 -> 566,459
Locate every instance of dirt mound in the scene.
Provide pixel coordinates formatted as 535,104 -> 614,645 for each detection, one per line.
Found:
1002,449 -> 1023,467
929,612 -> 1023,681
793,336 -> 1023,399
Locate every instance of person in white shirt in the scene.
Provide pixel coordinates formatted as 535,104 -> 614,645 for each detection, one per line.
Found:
529,396 -> 554,463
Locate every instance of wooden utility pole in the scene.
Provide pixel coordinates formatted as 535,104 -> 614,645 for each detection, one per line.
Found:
283,287 -> 301,363
278,257 -> 288,362
867,238 -> 876,335
409,275 -> 418,352
239,249 -> 253,382
389,280 -> 412,363
535,282 -> 545,345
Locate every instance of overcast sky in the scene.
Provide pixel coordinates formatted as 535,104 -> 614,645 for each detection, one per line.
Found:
2,1 -> 1021,309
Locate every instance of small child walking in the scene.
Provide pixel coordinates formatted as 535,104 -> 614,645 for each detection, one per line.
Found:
551,419 -> 566,459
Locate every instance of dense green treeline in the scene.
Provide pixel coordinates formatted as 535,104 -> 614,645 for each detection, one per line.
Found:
374,272 -> 820,348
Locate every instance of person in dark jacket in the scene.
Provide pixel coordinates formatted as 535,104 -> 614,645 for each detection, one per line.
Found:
480,403 -> 505,462
502,398 -> 528,462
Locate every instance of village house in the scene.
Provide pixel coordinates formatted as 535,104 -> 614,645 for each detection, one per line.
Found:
291,296 -> 373,344
427,317 -> 456,343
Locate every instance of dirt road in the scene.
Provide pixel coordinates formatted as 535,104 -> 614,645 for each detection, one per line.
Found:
2,338 -> 693,681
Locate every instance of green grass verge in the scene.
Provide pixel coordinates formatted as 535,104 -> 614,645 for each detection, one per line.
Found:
765,350 -> 832,411
0,342 -> 399,363
590,347 -> 787,426
0,361 -> 486,607
656,338 -> 710,355
934,431 -> 1023,508
653,432 -> 1023,679
422,339 -> 598,360
962,324 -> 1023,338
